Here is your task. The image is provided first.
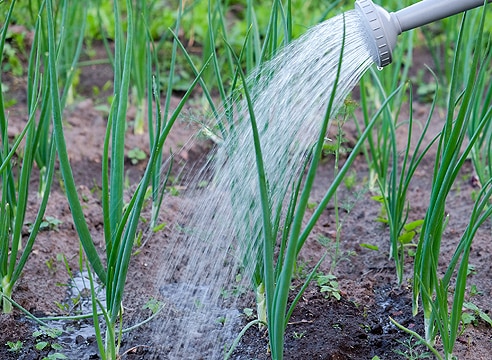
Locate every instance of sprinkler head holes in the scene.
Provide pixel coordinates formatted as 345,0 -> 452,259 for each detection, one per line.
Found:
355,0 -> 401,68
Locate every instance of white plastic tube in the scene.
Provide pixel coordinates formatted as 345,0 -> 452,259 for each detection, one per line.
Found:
395,0 -> 491,32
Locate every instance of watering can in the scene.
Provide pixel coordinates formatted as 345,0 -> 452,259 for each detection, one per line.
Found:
356,0 -> 491,68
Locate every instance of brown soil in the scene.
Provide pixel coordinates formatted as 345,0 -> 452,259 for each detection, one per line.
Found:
1,45 -> 491,360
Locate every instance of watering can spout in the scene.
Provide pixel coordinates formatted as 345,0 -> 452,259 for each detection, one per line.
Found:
355,0 -> 491,68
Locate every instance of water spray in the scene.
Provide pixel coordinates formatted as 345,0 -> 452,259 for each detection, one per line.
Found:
356,0 -> 491,67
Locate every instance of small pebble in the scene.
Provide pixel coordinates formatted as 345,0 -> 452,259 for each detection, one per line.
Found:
75,335 -> 85,344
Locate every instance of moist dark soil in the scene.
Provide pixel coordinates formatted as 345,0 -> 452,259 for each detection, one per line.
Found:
1,43 -> 491,360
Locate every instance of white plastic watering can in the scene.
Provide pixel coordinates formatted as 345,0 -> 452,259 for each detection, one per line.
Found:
355,0 -> 491,67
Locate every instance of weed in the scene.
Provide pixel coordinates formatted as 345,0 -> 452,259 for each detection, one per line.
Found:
33,326 -> 63,340
41,216 -> 63,231
343,170 -> 357,191
127,147 -> 147,165
466,264 -> 477,277
31,326 -> 67,360
45,257 -> 57,275
142,298 -> 163,315
26,216 -> 62,234
462,302 -> 492,328
2,29 -> 27,76
6,340 -> 23,352
292,331 -> 306,339
152,222 -> 166,233
316,273 -> 341,301
468,284 -> 481,297
397,219 -> 424,257
394,336 -> 433,360
243,307 -> 254,319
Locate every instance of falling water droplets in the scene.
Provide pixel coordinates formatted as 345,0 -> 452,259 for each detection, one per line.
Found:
148,10 -> 375,359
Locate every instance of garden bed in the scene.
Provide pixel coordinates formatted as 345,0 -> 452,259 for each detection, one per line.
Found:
1,45 -> 492,360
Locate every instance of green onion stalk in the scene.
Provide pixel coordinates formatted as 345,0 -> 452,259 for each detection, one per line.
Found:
0,0 -> 57,314
46,0 -> 207,355
412,7 -> 489,347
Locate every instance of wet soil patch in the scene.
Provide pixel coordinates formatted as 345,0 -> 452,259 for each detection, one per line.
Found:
232,280 -> 427,360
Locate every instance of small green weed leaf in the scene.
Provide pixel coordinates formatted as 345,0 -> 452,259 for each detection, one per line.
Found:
36,341 -> 49,350
317,274 -> 341,300
375,216 -> 388,224
371,195 -> 385,203
51,343 -> 63,351
398,231 -> 416,244
127,147 -> 147,165
55,302 -> 70,313
322,141 -> 337,154
467,264 -> 477,277
461,312 -> 476,326
45,327 -> 62,339
293,331 -> 306,339
479,312 -> 492,327
417,82 -> 437,103
330,290 -> 341,301
403,219 -> 424,232
316,274 -> 337,285
134,231 -> 143,247
464,302 -> 492,327
168,186 -> 180,196
198,180 -> 208,188
469,284 -> 481,296
41,216 -> 63,231
360,243 -> 379,251
344,170 -> 357,190
152,222 -> 166,233
6,340 -> 23,352
463,303 -> 479,315
243,308 -> 254,317
43,353 -> 68,360
27,216 -> 63,233
143,298 -> 164,314
33,326 -> 62,339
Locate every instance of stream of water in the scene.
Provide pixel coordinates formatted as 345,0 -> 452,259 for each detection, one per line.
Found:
150,9 -> 375,359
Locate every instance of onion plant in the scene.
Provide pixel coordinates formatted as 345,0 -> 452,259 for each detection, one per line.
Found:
203,0 -> 297,337
217,10 -> 409,356
358,72 -> 440,283
1,0 -> 82,313
466,26 -> 492,186
411,7 -> 491,357
45,0 -> 206,357
231,51 -> 405,360
357,18 -> 414,193
130,0 -> 150,135
194,2 -> 402,358
0,0 -> 35,313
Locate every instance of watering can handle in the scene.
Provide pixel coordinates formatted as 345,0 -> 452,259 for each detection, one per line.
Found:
394,0 -> 491,33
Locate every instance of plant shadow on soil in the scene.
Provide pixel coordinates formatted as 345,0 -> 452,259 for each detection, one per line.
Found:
1,46 -> 492,360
